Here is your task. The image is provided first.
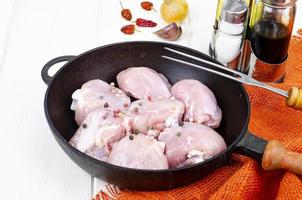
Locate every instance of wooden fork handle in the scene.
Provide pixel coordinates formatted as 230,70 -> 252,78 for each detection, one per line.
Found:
286,87 -> 302,110
262,140 -> 302,175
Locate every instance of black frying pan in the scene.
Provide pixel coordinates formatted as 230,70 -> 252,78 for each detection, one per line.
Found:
41,41 -> 302,190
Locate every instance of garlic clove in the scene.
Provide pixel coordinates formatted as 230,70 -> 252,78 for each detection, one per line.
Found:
154,23 -> 182,41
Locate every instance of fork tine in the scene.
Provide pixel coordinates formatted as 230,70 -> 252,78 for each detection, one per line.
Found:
164,47 -> 245,77
162,55 -> 244,84
162,54 -> 289,98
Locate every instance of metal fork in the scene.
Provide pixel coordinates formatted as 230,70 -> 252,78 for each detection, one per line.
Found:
162,47 -> 302,110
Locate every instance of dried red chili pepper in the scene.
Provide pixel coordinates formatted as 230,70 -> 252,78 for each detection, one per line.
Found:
141,1 -> 154,11
120,1 -> 132,21
121,24 -> 135,35
136,18 -> 157,27
121,9 -> 132,21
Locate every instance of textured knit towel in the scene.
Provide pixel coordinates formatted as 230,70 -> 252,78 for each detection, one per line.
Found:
117,30 -> 302,200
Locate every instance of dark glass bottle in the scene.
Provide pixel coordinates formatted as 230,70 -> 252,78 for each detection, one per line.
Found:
248,0 -> 296,64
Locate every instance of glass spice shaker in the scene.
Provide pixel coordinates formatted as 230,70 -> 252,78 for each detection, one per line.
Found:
210,0 -> 250,66
245,0 -> 297,82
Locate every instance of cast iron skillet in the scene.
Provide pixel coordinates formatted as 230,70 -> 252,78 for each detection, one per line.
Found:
41,42 -> 300,191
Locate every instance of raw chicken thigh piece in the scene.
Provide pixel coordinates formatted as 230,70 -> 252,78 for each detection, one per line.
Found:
69,109 -> 126,161
128,98 -> 185,136
158,122 -> 227,168
71,79 -> 130,125
171,79 -> 222,128
117,67 -> 171,100
107,134 -> 169,170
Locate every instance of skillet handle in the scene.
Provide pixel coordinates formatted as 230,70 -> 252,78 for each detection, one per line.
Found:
235,131 -> 268,162
236,132 -> 302,175
262,140 -> 302,175
41,55 -> 76,85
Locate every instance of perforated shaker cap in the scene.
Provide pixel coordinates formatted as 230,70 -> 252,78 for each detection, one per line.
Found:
221,0 -> 248,24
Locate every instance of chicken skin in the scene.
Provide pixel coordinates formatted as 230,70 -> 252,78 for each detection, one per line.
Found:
127,98 -> 185,137
71,79 -> 130,125
69,109 -> 126,161
117,67 -> 171,100
107,134 -> 169,170
158,122 -> 226,168
171,79 -> 222,128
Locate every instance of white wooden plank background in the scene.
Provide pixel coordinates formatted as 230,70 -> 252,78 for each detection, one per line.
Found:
0,0 -> 98,199
0,0 -> 301,200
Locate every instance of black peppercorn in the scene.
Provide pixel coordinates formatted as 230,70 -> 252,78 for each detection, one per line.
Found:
82,123 -> 87,129
133,107 -> 139,113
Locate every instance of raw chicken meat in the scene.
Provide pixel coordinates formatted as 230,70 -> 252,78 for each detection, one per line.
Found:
68,71 -> 227,170
171,79 -> 222,128
127,98 -> 185,137
107,134 -> 169,170
69,109 -> 126,161
158,122 -> 226,168
71,79 -> 131,125
117,67 -> 171,100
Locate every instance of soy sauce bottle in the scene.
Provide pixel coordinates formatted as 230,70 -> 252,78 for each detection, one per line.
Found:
248,0 -> 296,64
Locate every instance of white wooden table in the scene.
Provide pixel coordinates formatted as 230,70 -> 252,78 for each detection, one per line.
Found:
0,0 -> 301,199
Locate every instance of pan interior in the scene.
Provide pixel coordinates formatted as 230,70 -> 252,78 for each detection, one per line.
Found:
46,42 -> 249,162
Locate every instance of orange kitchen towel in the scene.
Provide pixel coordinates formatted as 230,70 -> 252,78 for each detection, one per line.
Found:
117,31 -> 302,200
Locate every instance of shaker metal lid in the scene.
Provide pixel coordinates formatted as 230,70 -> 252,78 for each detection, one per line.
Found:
221,0 -> 248,24
262,0 -> 297,7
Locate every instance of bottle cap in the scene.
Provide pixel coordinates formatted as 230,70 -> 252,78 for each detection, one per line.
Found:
221,0 -> 248,24
262,0 -> 297,7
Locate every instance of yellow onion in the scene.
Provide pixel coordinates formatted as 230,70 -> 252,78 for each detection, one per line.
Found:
160,0 -> 189,23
